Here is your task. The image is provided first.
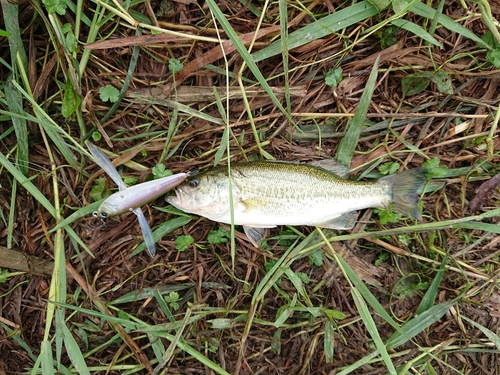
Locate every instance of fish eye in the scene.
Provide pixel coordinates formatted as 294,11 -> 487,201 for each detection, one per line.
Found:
100,212 -> 108,218
189,179 -> 199,188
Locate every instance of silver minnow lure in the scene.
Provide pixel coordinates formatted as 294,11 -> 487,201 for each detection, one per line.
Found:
87,142 -> 188,257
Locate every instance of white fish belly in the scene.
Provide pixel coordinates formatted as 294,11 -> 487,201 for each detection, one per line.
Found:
205,193 -> 389,227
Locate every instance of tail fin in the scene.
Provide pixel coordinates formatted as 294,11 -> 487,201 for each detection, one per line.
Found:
380,167 -> 427,220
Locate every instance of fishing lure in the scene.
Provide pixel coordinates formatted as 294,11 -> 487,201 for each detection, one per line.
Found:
87,142 -> 188,257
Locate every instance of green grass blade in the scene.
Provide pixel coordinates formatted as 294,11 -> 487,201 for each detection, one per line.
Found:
328,239 -> 405,333
279,0 -> 290,114
411,2 -> 491,49
130,216 -> 192,257
9,80 -> 82,170
415,254 -> 447,315
0,151 -> 91,253
159,331 -> 231,375
48,201 -> 102,234
351,287 -> 397,375
391,19 -> 441,46
461,316 -> 500,351
455,221 -> 500,234
1,0 -> 28,71
111,282 -> 206,304
426,0 -> 445,45
205,0 -> 296,127
38,340 -> 55,375
7,179 -> 17,248
129,94 -> 224,125
213,87 -> 229,166
1,324 -> 37,362
5,80 -> 29,175
336,55 -> 380,166
321,208 -> 500,244
336,351 -> 380,375
0,152 -> 57,216
324,321 -> 335,363
385,300 -> 455,349
252,1 -> 379,62
62,323 -> 91,375
152,308 -> 192,375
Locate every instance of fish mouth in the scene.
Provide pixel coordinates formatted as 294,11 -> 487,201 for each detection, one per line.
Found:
168,186 -> 188,206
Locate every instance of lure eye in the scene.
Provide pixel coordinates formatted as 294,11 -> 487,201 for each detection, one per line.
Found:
189,179 -> 199,188
100,212 -> 108,218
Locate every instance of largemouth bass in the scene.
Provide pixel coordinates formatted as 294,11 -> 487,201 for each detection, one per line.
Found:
166,161 -> 427,247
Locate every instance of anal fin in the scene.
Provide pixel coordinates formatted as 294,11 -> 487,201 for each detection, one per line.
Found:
318,211 -> 359,230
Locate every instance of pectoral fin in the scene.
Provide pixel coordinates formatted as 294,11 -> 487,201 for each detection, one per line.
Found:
318,211 -> 359,230
243,226 -> 270,248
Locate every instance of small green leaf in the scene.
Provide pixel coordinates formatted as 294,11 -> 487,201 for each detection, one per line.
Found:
395,276 -> 428,298
296,272 -> 310,284
374,251 -> 389,266
398,233 -> 412,246
175,235 -> 194,251
367,0 -> 390,11
374,207 -> 402,225
99,85 -> 120,103
207,227 -> 230,244
402,70 -> 453,96
481,31 -> 500,49
152,164 -> 173,179
308,248 -> 323,267
432,70 -> 453,94
486,49 -> 500,68
277,229 -> 296,246
91,132 -> 102,142
0,269 -> 10,283
377,26 -> 398,49
42,0 -> 67,15
402,72 -> 431,96
122,176 -> 137,186
325,67 -> 343,88
61,23 -> 72,33
62,81 -> 81,119
379,162 -> 400,175
0,29 -> 11,37
423,157 -> 448,178
165,291 -> 180,310
65,30 -> 77,53
168,58 -> 183,74
89,178 -> 108,202
322,308 -> 346,320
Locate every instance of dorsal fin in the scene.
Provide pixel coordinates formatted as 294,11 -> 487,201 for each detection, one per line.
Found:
309,159 -> 350,179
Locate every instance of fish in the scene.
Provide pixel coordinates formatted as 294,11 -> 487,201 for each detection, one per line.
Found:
87,141 -> 189,257
166,160 -> 427,247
